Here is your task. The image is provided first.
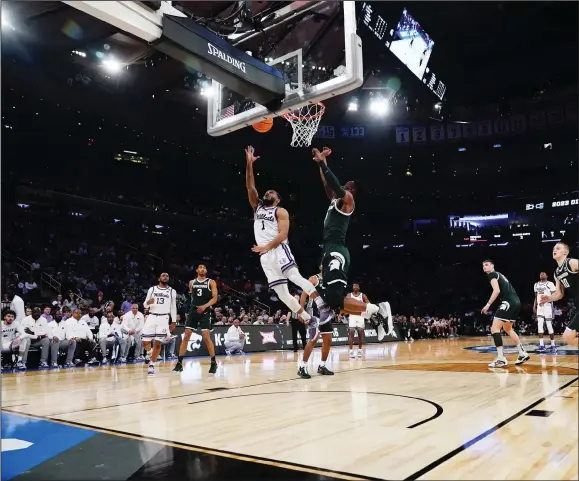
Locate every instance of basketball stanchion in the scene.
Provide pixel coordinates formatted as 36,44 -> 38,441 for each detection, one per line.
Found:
282,101 -> 325,147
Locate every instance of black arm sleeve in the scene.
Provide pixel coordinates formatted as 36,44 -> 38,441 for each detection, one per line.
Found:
319,163 -> 346,199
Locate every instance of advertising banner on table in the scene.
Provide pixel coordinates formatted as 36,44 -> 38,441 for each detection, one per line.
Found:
174,323 -> 400,357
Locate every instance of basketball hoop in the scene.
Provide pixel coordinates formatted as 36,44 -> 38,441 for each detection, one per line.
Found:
282,101 -> 325,147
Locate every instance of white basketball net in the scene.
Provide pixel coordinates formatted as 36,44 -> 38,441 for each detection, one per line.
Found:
282,102 -> 325,147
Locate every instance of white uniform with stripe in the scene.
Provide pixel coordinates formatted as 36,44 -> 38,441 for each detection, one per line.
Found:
254,201 -> 297,289
142,285 -> 177,340
534,280 -> 556,334
348,292 -> 365,329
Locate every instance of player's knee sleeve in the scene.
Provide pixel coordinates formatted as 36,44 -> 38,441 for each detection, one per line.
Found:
492,332 -> 503,347
546,320 -> 554,335
285,267 -> 316,296
273,283 -> 302,313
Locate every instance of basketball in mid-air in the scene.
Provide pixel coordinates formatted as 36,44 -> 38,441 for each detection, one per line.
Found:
252,118 -> 273,133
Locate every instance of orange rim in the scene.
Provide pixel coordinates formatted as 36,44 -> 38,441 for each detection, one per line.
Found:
282,101 -> 325,121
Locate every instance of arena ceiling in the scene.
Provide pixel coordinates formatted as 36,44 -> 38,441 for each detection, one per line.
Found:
2,1 -> 577,133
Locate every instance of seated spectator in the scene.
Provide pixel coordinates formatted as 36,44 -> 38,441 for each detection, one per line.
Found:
253,315 -> 264,325
22,277 -> 39,298
225,319 -> 245,355
1,309 -> 29,370
120,295 -> 133,314
49,311 -> 76,368
42,305 -> 54,324
52,294 -> 64,312
98,312 -> 126,364
81,308 -> 100,330
65,308 -> 98,365
21,307 -> 50,368
240,315 -> 251,325
120,303 -> 144,361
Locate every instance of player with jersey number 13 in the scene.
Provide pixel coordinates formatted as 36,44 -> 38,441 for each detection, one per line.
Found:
142,273 -> 177,376
481,260 -> 530,368
533,272 -> 557,353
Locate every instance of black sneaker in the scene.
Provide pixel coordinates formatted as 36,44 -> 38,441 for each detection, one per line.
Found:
172,362 -> 183,373
515,353 -> 530,366
298,367 -> 311,379
209,361 -> 218,374
317,365 -> 334,375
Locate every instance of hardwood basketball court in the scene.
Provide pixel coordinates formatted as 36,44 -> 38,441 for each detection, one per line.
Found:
2,336 -> 578,480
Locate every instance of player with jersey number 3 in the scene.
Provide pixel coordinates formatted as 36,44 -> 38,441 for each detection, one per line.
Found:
540,242 -> 578,347
481,260 -> 530,368
173,263 -> 218,374
245,145 -> 326,328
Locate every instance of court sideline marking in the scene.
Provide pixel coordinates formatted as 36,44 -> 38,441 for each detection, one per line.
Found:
186,390 -> 443,428
403,376 -> 579,480
1,410 -> 382,481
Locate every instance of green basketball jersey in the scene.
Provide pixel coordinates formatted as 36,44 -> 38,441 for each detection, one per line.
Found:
190,278 -> 213,308
487,271 -> 519,301
323,199 -> 354,244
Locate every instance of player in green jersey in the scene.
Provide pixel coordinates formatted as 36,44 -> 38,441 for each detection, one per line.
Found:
481,260 -> 530,368
540,242 -> 578,347
296,147 -> 394,379
173,263 -> 218,374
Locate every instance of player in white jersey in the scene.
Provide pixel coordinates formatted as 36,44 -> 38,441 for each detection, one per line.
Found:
245,146 -> 326,325
1,309 -> 29,370
533,271 -> 557,353
143,272 -> 177,376
347,283 -> 368,358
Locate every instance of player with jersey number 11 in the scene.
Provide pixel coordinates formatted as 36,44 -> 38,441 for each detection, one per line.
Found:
481,260 -> 530,368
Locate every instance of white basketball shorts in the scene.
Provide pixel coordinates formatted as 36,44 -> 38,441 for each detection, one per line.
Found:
260,243 -> 297,288
348,315 -> 365,329
536,303 -> 553,320
142,313 -> 170,340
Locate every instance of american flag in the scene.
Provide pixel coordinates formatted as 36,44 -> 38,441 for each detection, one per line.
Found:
220,104 -> 235,120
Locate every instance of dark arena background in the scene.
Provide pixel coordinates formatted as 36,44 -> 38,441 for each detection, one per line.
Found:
1,2 -> 578,480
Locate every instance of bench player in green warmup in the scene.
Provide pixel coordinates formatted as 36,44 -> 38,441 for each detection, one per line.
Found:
297,147 -> 394,379
481,260 -> 530,368
540,242 -> 578,347
173,263 -> 218,374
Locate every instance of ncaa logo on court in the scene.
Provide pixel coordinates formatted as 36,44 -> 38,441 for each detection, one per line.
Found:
260,331 -> 277,344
